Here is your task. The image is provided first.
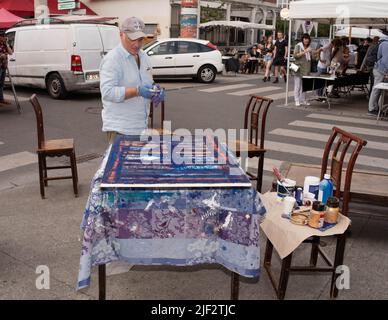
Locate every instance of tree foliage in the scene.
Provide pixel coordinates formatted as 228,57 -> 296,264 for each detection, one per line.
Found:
201,2 -> 226,23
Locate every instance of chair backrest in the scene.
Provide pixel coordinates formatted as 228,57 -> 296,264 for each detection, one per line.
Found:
243,95 -> 273,149
320,126 -> 367,216
149,100 -> 165,130
29,94 -> 45,149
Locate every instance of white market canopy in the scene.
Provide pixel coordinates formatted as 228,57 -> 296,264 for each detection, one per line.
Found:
284,0 -> 388,106
335,27 -> 386,38
289,0 -> 388,25
199,20 -> 275,30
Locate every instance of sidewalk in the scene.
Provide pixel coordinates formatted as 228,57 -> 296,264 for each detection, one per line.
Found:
0,155 -> 387,300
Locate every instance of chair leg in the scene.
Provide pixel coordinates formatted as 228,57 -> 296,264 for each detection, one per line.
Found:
310,236 -> 320,267
42,155 -> 48,186
70,151 -> 78,197
278,253 -> 293,300
264,238 -> 273,267
73,150 -> 79,184
37,153 -> 45,199
230,272 -> 239,300
256,154 -> 264,193
330,233 -> 347,298
98,264 -> 106,300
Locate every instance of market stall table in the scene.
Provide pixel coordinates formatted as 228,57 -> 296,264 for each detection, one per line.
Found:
77,135 -> 267,299
302,74 -> 336,109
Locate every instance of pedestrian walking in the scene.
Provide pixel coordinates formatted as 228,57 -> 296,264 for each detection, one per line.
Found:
272,31 -> 288,83
0,29 -> 13,106
292,33 -> 313,106
368,37 -> 388,116
262,35 -> 274,82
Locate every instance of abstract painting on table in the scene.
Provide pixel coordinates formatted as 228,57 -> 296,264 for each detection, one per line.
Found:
101,135 -> 251,188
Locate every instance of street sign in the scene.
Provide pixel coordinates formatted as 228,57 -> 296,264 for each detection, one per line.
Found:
58,2 -> 76,10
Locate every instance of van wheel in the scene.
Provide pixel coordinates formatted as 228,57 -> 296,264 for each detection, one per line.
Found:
47,74 -> 68,99
197,65 -> 216,83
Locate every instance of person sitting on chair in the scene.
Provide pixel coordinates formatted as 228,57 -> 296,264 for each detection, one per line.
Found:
0,30 -> 13,105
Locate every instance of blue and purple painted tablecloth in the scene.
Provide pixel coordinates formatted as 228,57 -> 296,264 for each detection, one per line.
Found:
77,136 -> 267,290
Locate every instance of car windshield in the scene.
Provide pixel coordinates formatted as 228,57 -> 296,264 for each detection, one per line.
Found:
142,40 -> 158,50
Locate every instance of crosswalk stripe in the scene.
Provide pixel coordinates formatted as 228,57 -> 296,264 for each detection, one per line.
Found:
289,120 -> 388,138
200,83 -> 255,93
269,128 -> 388,151
265,91 -> 294,101
228,86 -> 279,96
4,93 -> 29,102
265,140 -> 388,170
247,157 -> 283,172
306,113 -> 388,128
0,151 -> 37,173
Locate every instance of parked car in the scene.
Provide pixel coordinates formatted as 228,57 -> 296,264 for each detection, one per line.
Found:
6,22 -> 120,99
143,38 -> 224,83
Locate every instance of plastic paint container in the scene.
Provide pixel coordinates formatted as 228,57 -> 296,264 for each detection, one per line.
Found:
303,176 -> 320,200
277,178 -> 296,199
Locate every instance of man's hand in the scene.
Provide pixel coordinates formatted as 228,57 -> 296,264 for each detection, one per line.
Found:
151,87 -> 165,108
138,84 -> 154,99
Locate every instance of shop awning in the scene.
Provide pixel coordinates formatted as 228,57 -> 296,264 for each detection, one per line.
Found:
0,8 -> 24,29
0,0 -> 34,18
0,0 -> 97,18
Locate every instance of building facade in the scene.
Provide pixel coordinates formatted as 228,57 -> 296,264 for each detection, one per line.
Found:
83,0 -> 281,44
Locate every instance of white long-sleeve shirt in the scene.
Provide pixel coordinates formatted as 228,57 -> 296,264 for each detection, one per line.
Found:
100,43 -> 154,135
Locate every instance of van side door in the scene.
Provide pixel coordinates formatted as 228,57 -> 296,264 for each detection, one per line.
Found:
74,25 -> 104,79
97,25 -> 120,57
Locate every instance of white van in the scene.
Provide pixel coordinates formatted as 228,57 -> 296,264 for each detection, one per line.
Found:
6,23 -> 120,99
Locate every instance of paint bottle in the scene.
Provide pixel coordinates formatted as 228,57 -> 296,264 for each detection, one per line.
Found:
325,196 -> 340,224
318,174 -> 333,205
308,201 -> 325,229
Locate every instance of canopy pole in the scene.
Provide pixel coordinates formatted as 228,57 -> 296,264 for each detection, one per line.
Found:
329,19 -> 333,40
285,18 -> 292,106
227,26 -> 230,47
349,26 -> 352,44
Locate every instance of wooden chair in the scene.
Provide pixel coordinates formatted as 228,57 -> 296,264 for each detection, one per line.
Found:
263,126 -> 367,299
149,99 -> 171,136
29,94 -> 78,199
231,95 -> 273,192
148,100 -> 165,131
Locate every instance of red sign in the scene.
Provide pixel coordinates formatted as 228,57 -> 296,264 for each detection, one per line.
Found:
181,0 -> 198,8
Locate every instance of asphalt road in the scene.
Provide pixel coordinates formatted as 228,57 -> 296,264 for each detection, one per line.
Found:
0,74 -> 387,191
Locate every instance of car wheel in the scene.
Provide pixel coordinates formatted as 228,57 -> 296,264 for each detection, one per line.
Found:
197,65 -> 216,83
47,73 -> 68,99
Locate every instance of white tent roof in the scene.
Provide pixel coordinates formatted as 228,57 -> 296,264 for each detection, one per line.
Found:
199,20 -> 275,30
335,27 -> 386,38
289,0 -> 388,25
